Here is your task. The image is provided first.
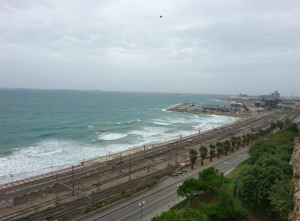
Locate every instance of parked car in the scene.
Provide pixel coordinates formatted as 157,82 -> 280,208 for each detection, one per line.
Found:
115,161 -> 123,165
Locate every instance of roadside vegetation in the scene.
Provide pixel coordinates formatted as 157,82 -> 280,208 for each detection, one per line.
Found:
152,122 -> 299,221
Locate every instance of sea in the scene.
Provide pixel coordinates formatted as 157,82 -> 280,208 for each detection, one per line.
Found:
0,89 -> 237,184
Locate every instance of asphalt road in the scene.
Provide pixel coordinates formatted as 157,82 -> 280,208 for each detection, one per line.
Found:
83,148 -> 250,221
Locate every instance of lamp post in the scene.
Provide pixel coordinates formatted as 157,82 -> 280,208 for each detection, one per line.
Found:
224,161 -> 228,173
177,183 -> 182,200
138,201 -> 145,221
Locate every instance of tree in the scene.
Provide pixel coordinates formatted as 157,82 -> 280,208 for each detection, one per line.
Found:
177,178 -> 203,207
236,137 -> 241,150
245,134 -> 251,145
198,167 -> 228,198
276,120 -> 284,130
216,142 -> 223,158
285,118 -> 291,128
152,208 -> 206,221
246,134 -> 252,145
232,158 -> 293,217
254,132 -> 259,140
189,149 -> 198,169
223,140 -> 230,155
230,137 -> 236,152
270,122 -> 276,130
199,146 -> 208,165
268,175 -> 295,221
151,210 -> 184,221
181,208 -> 204,221
209,144 -> 215,161
242,135 -> 246,148
201,191 -> 249,221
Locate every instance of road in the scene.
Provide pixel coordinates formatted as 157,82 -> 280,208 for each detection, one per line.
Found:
83,148 -> 250,221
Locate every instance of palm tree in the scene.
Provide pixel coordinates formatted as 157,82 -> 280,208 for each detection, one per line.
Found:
209,144 -> 216,161
223,140 -> 230,155
216,142 -> 223,158
270,122 -> 276,130
258,129 -> 264,138
285,118 -> 291,128
242,135 -> 246,148
189,149 -> 198,169
236,137 -> 241,150
276,120 -> 284,130
230,137 -> 236,152
246,134 -> 251,144
199,146 -> 208,165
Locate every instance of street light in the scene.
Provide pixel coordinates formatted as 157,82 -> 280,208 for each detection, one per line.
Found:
177,183 -> 182,200
138,201 -> 145,221
224,161 -> 228,173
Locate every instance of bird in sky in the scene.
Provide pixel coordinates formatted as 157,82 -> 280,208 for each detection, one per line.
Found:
160,15 -> 162,18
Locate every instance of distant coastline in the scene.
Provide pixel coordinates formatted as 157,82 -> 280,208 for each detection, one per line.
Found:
167,103 -> 252,118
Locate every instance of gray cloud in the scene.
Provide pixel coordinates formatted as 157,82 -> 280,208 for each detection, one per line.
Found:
0,0 -> 300,96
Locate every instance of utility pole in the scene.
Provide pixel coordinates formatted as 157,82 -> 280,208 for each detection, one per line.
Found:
72,166 -> 74,196
56,174 -> 58,205
97,168 -> 100,190
180,135 -> 182,150
129,157 -> 131,180
176,141 -> 178,163
167,145 -> 170,168
144,145 -> 146,163
119,153 -> 122,172
152,145 -> 154,158
92,191 -> 95,208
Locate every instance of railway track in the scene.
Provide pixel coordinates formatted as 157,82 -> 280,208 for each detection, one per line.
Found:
1,112 -> 295,221
1,156 -> 178,221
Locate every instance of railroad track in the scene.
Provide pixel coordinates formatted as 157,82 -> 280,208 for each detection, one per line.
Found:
1,157 -> 177,221
1,112 -> 294,221
12,165 -> 175,221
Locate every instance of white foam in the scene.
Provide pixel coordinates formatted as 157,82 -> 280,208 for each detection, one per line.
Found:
161,103 -> 181,112
153,121 -> 170,126
0,139 -> 108,184
98,133 -> 127,141
88,125 -> 95,128
116,123 -> 121,125
152,119 -> 171,126
0,113 -> 239,185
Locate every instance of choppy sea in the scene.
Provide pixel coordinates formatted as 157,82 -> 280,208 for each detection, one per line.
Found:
0,89 -> 236,184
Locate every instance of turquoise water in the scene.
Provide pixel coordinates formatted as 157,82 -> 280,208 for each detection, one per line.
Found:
0,89 -> 236,184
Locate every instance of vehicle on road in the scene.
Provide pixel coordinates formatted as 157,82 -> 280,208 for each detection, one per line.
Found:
115,161 -> 123,165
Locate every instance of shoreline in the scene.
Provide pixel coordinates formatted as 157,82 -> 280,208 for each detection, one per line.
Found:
167,102 -> 254,118
0,110 -> 241,187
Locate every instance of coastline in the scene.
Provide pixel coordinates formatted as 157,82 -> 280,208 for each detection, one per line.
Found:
0,109 -> 240,187
167,103 -> 252,119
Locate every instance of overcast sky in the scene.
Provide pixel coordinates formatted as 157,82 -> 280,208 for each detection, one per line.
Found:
0,0 -> 299,96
